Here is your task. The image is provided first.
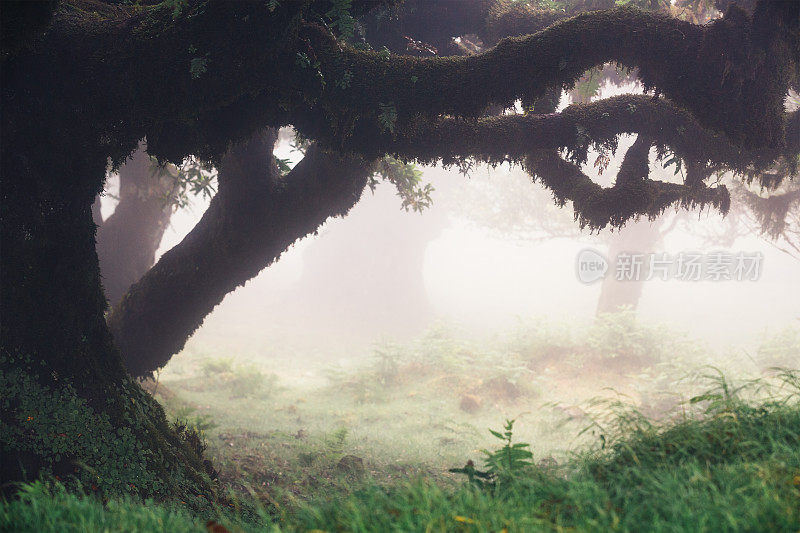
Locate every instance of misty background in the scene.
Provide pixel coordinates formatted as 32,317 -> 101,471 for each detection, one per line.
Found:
100,131 -> 799,361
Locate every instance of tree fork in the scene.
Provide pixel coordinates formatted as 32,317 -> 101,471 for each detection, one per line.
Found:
109,131 -> 374,377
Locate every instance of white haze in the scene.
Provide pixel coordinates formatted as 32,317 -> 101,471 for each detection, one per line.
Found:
100,83 -> 799,361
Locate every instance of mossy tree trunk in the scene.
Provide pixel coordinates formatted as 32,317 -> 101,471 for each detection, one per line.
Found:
0,112 -> 213,502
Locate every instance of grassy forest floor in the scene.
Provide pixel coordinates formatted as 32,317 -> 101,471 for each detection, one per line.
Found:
3,315 -> 799,532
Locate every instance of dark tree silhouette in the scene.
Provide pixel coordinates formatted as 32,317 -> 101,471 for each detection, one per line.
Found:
2,0 -> 798,500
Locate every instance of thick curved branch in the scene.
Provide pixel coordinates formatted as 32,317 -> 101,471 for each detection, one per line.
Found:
524,139 -> 730,229
20,1 -> 796,168
352,95 -> 766,170
359,0 -> 602,54
309,93 -> 787,228
297,3 -> 796,156
108,131 -> 374,377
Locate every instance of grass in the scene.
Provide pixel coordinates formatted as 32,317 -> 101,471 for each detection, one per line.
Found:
149,319 -> 751,509
3,321 -> 799,531
1,482 -> 226,533
3,370 -> 799,532
282,371 -> 800,532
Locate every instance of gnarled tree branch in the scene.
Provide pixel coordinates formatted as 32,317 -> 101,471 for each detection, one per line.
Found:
293,3 -> 796,157
19,1 -> 796,168
524,139 -> 729,229
108,130 -> 374,377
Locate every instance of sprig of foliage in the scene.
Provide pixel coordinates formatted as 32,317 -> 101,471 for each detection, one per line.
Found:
326,0 -> 355,41
189,56 -> 208,79
164,0 -> 187,19
291,130 -> 312,155
661,150 -> 684,176
377,102 -> 397,133
336,69 -> 353,89
296,52 -> 325,87
483,419 -> 534,477
572,66 -> 603,103
450,419 -> 533,489
275,157 -> 292,176
374,157 -> 434,213
159,156 -> 217,209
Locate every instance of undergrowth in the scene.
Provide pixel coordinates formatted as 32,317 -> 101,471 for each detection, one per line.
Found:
3,370 -> 799,532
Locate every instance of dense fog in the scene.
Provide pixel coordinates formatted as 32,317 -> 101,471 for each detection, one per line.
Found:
93,88 -> 799,482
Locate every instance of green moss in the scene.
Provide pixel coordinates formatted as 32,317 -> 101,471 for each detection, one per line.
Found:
0,354 -> 212,508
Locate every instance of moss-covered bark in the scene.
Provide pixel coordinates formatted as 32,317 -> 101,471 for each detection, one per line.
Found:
294,3 -> 797,157
524,150 -> 728,230
20,1 -> 797,167
7,2 -> 793,231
